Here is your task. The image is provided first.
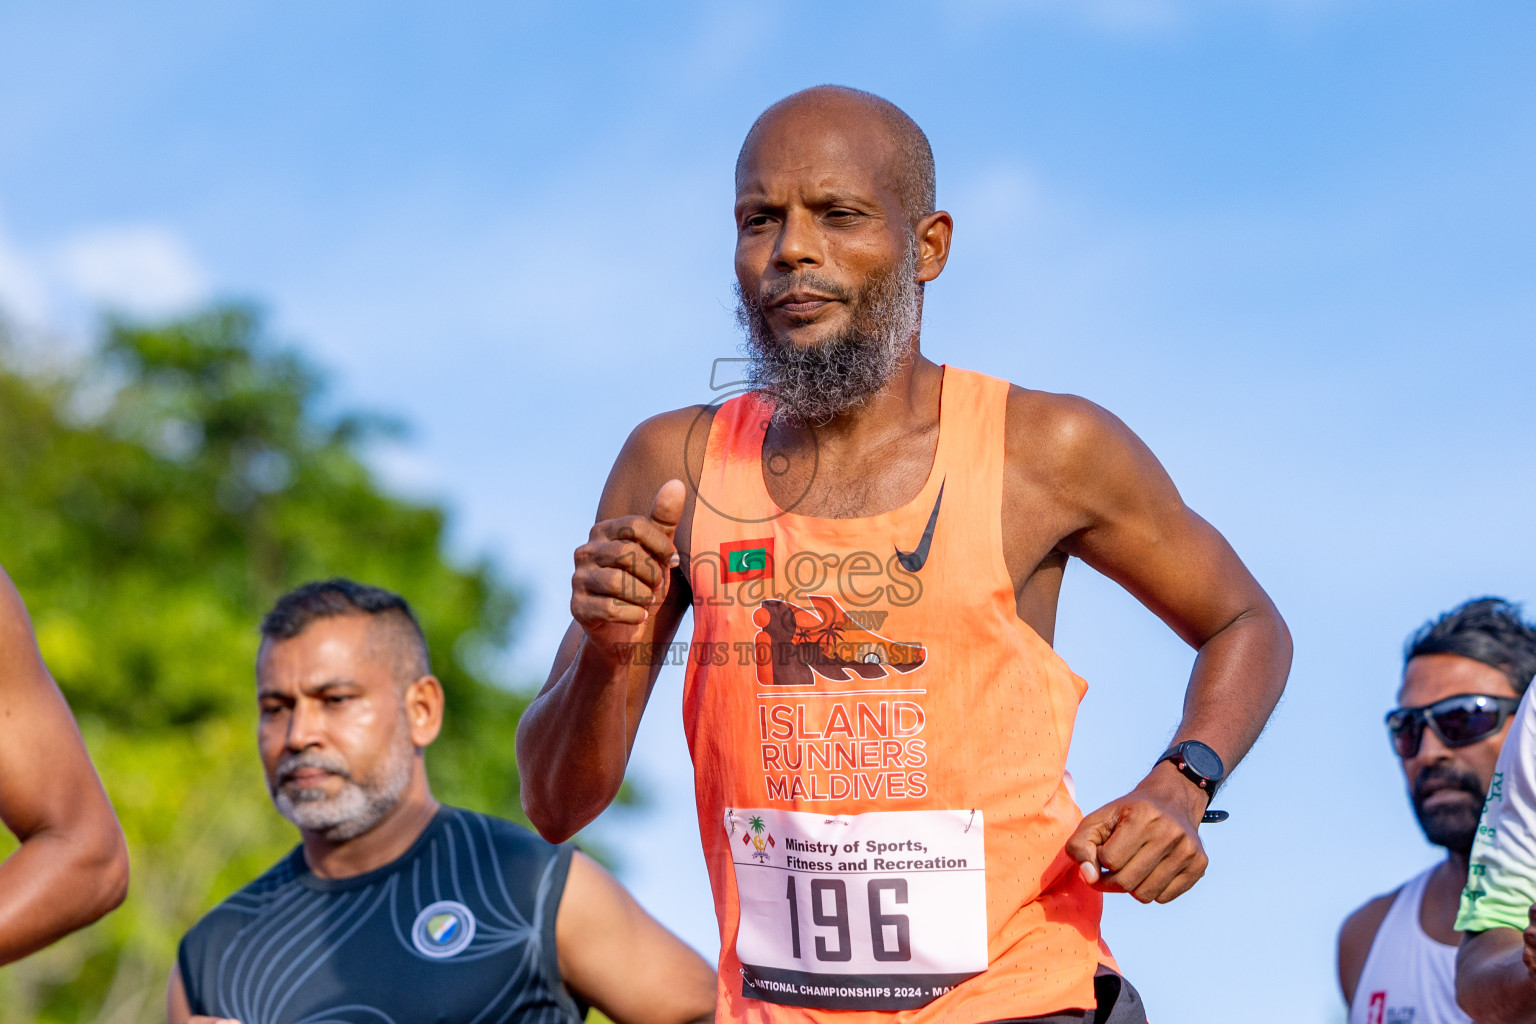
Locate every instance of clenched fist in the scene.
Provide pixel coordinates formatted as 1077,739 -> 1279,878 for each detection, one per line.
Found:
1065,764 -> 1210,905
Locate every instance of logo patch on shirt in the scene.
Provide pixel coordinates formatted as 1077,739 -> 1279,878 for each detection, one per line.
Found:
721,538 -> 774,583
893,479 -> 944,573
411,900 -> 476,959
751,594 -> 926,688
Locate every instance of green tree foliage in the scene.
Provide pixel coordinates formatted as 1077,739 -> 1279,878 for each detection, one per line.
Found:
0,307 -> 539,1022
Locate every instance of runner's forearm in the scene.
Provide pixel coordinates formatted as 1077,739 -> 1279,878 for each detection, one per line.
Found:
1456,928 -> 1536,1023
522,473 -> 689,841
517,641 -> 648,842
1067,605 -> 1288,900
1163,605 -> 1290,775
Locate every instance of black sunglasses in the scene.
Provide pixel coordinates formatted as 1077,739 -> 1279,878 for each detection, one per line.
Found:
1385,693 -> 1522,758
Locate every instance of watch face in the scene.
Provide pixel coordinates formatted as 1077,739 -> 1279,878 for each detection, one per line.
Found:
1182,742 -> 1224,781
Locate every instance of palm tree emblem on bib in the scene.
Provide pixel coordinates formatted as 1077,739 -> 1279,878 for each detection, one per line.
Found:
744,814 -> 775,862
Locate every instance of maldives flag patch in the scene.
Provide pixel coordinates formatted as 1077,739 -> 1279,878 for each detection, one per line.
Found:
720,538 -> 774,583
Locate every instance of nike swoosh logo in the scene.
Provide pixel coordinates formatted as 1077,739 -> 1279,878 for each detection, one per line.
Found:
894,479 -> 944,572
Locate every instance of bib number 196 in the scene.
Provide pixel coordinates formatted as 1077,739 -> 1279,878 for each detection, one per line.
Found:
725,808 -> 988,1011
785,876 -> 910,962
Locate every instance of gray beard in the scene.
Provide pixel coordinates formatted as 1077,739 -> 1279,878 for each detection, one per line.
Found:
270,730 -> 415,842
736,241 -> 921,426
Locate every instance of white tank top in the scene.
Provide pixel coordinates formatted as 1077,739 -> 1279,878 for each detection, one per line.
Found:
1349,865 -> 1470,1024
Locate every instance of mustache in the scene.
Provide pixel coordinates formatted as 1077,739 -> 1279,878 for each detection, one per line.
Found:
274,750 -> 352,787
1412,763 -> 1484,808
754,272 -> 854,309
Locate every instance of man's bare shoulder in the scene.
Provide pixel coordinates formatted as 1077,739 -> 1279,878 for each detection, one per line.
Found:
1002,385 -> 1143,488
1342,889 -> 1400,942
617,404 -> 719,486
1338,889 -> 1400,982
616,406 -> 715,473
597,405 -> 718,530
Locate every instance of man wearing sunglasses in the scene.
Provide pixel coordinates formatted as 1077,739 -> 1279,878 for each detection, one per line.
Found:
1338,597 -> 1536,1024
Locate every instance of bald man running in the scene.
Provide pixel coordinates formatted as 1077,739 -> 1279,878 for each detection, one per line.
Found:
518,86 -> 1292,1023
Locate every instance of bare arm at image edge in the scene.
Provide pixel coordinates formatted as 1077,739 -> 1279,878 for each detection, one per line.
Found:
558,851 -> 716,1024
0,567 -> 128,963
1458,924 -> 1536,1024
1456,689 -> 1536,1021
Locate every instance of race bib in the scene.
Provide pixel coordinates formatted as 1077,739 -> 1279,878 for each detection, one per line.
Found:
724,807 -> 988,1010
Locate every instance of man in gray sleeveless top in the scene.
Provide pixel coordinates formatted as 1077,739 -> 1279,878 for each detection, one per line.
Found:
1337,598 -> 1536,1023
169,579 -> 716,1024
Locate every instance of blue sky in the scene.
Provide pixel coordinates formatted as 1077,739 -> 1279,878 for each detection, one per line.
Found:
2,2 -> 1534,1019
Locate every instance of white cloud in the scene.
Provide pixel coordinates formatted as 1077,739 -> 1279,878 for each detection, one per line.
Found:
53,224 -> 207,317
0,215 -> 50,327
0,210 -> 209,334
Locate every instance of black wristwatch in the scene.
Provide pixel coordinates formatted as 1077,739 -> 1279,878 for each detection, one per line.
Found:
1158,740 -> 1230,823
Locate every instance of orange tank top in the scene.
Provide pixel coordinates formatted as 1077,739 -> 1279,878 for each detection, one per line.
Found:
683,367 -> 1107,1023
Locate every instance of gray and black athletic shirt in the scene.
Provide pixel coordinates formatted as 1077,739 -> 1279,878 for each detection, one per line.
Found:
178,805 -> 586,1024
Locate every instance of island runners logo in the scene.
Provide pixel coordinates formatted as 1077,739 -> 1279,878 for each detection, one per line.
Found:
411,900 -> 476,960
753,594 -> 926,688
721,538 -> 774,584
